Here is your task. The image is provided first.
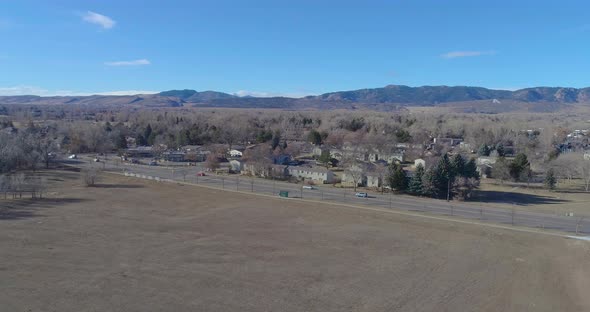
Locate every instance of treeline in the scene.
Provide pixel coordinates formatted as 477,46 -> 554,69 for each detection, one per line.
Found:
3,105 -> 582,165
386,154 -> 480,200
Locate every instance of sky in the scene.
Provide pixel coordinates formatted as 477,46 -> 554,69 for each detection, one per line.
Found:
1,0 -> 590,97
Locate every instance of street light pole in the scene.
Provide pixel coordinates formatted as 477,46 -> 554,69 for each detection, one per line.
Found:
446,174 -> 450,202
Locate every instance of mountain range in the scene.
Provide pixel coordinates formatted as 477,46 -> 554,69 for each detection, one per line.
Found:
2,85 -> 590,112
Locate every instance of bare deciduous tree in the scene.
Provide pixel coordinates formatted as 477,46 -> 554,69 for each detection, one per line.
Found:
205,153 -> 220,172
82,168 -> 99,187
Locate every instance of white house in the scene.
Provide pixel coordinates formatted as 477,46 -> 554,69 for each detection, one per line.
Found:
366,174 -> 382,188
476,156 -> 497,166
288,166 -> 335,184
341,171 -> 382,188
228,149 -> 243,158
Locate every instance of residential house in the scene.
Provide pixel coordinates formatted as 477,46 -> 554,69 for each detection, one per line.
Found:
228,149 -> 243,158
163,151 -> 186,162
366,173 -> 382,188
125,146 -> 155,158
476,156 -> 498,166
185,150 -> 209,162
341,171 -> 366,188
312,146 -> 326,157
433,137 -> 464,146
459,142 -> 474,153
242,162 -> 290,179
330,149 -> 345,161
383,152 -> 405,163
288,166 -> 335,184
477,164 -> 493,179
269,165 -> 290,179
341,163 -> 380,188
341,171 -> 382,188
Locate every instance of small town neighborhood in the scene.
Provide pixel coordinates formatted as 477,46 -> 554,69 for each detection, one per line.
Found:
117,127 -> 590,196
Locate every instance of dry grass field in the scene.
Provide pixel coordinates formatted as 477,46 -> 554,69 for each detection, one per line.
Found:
476,181 -> 590,217
1,170 -> 589,312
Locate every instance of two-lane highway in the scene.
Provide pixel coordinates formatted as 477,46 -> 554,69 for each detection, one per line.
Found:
75,156 -> 590,235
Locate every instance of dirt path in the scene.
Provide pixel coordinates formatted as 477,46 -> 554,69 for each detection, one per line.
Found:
0,171 -> 589,311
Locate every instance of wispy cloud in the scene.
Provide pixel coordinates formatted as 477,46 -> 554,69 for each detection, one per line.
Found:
82,11 -> 115,29
104,59 -> 151,66
0,85 -> 157,96
441,50 -> 496,59
234,90 -> 313,98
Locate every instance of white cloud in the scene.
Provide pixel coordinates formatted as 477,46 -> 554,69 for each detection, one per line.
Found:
441,50 -> 496,59
104,59 -> 151,66
82,11 -> 115,29
0,85 -> 158,96
234,90 -> 313,98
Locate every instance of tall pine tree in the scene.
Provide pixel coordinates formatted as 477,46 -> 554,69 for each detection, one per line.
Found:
408,164 -> 425,195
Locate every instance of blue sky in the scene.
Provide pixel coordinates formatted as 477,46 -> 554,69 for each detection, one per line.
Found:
1,0 -> 590,96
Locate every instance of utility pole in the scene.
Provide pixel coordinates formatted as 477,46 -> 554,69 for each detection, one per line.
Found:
576,217 -> 585,235
389,191 -> 392,209
480,203 -> 483,220
446,174 -> 450,202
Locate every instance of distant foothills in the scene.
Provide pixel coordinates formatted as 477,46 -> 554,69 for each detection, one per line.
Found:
2,85 -> 590,111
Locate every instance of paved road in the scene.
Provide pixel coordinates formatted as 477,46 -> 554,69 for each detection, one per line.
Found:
73,156 -> 590,235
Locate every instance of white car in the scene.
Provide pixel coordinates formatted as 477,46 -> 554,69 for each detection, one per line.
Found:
303,185 -> 315,190
355,192 -> 368,198
93,158 -> 100,162
68,154 -> 77,159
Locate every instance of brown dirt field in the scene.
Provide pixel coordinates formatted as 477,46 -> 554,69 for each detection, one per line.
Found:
1,171 -> 589,312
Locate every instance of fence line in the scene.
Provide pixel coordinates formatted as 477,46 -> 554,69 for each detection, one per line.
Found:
115,168 -> 589,236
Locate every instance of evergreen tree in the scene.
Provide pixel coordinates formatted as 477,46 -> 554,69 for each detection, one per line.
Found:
318,150 -> 332,169
135,134 -> 147,146
477,144 -> 490,156
176,129 -> 190,147
451,154 -> 466,177
115,133 -> 127,150
464,158 -> 479,179
421,168 -> 436,197
495,143 -> 505,157
510,153 -> 530,181
386,162 -> 408,191
147,132 -> 157,146
144,124 -> 153,141
408,164 -> 425,195
544,168 -> 556,190
493,156 -> 511,183
434,155 -> 453,199
307,130 -> 322,145
271,132 -> 281,150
